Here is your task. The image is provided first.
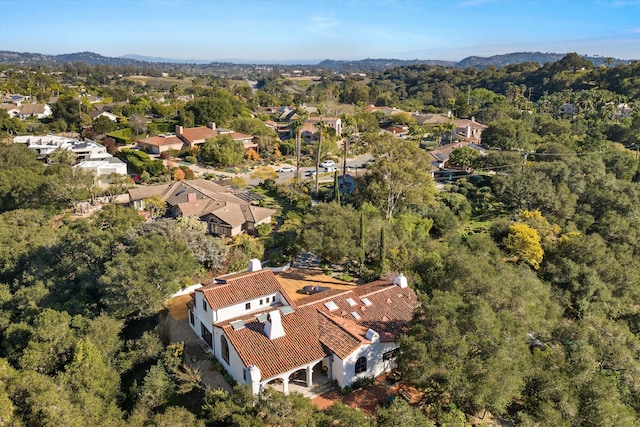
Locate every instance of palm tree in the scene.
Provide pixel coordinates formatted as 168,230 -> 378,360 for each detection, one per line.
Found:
315,120 -> 326,195
292,106 -> 308,181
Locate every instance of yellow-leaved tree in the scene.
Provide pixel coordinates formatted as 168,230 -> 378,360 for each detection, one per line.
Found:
503,222 -> 544,269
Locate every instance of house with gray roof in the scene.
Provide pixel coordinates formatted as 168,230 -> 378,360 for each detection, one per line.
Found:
128,179 -> 275,237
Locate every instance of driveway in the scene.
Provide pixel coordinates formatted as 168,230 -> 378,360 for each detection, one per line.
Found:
165,295 -> 232,392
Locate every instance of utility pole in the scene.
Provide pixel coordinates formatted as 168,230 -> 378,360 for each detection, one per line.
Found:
467,84 -> 471,105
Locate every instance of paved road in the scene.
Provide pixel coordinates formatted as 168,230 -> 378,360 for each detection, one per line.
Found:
170,153 -> 373,186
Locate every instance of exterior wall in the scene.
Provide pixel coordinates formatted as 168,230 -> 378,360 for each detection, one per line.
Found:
214,292 -> 282,323
336,342 -> 399,387
193,291 -> 215,324
213,327 -> 246,384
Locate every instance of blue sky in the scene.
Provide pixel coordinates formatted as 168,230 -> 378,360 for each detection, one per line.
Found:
1,0 -> 639,63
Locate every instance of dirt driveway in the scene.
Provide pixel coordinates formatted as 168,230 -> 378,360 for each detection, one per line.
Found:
165,294 -> 232,392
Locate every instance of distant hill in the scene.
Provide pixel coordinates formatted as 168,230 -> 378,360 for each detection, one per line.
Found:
0,50 -> 634,71
455,52 -> 633,69
0,50 -> 148,66
121,54 -> 212,64
317,58 -> 456,72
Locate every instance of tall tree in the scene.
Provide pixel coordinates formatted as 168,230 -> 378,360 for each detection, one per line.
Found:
359,133 -> 434,220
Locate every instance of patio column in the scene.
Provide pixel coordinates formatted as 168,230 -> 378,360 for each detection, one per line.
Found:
306,365 -> 313,387
283,376 -> 289,394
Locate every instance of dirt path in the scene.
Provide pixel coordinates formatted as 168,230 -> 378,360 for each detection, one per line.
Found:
165,295 -> 232,392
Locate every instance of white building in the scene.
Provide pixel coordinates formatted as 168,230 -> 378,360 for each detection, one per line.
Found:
14,135 -> 108,160
75,157 -> 127,182
188,261 -> 417,395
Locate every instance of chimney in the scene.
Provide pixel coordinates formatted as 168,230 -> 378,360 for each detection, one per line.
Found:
365,328 -> 379,343
175,125 -> 183,136
471,116 -> 475,123
393,273 -> 408,288
264,310 -> 285,339
187,192 -> 197,202
248,258 -> 262,272
466,125 -> 472,138
207,122 -> 216,130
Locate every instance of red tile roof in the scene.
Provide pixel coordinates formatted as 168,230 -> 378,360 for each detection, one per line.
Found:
221,306 -> 327,379
200,269 -> 294,310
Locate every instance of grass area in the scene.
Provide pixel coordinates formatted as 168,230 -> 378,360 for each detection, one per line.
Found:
124,75 -> 194,89
251,185 -> 297,218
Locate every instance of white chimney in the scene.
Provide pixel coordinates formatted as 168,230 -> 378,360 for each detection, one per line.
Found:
246,365 -> 261,393
207,122 -> 216,130
365,328 -> 379,343
248,259 -> 262,272
264,310 -> 285,340
466,125 -> 472,138
393,273 -> 408,288
175,125 -> 183,135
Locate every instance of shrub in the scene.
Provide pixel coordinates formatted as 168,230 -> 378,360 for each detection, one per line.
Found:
185,155 -> 198,164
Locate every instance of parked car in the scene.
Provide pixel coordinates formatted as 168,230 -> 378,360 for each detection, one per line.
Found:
277,166 -> 295,173
305,170 -> 317,177
297,285 -> 330,295
324,166 -> 337,172
320,160 -> 335,168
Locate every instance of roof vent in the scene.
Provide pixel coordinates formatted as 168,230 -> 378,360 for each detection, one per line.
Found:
248,258 -> 262,272
393,273 -> 408,288
365,328 -> 379,343
264,310 -> 285,340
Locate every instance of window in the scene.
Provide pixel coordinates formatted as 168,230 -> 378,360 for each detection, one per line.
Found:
203,300 -> 208,312
260,299 -> 263,306
189,310 -> 194,326
245,302 -> 251,310
383,348 -> 399,361
221,336 -> 230,365
266,297 -> 270,303
355,356 -> 367,374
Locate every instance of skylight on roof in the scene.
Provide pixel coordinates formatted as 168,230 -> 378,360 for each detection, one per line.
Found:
361,297 -> 372,306
255,313 -> 268,322
351,311 -> 361,320
230,320 -> 245,330
346,297 -> 357,306
279,305 -> 294,315
324,301 -> 339,311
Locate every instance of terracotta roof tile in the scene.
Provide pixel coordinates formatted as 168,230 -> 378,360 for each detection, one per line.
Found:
221,306 -> 327,379
201,269 -> 294,310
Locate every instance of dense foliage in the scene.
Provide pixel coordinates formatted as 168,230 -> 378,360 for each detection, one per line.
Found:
1,54 -> 639,425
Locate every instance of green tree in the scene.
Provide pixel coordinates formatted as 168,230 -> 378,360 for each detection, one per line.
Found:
99,234 -> 196,319
448,146 -> 480,170
360,133 -> 434,220
93,115 -> 117,134
200,134 -> 245,167
301,202 -> 359,264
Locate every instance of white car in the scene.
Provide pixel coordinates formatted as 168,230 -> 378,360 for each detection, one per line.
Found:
320,160 -> 335,168
324,166 -> 337,172
277,166 -> 295,173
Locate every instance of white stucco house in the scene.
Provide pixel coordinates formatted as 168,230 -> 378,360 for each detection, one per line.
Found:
75,157 -> 127,182
187,261 -> 418,395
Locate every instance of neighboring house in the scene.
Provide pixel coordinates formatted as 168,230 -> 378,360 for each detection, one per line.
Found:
17,103 -> 52,120
429,140 -> 486,172
559,103 -> 575,116
299,117 -> 343,143
412,112 -> 452,126
0,103 -> 20,118
175,123 -> 258,151
75,157 -> 128,181
13,135 -> 109,160
615,103 -> 634,119
2,94 -> 29,105
90,105 -> 118,122
137,134 -> 185,154
188,262 -> 418,394
452,117 -> 487,143
127,179 -> 275,237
